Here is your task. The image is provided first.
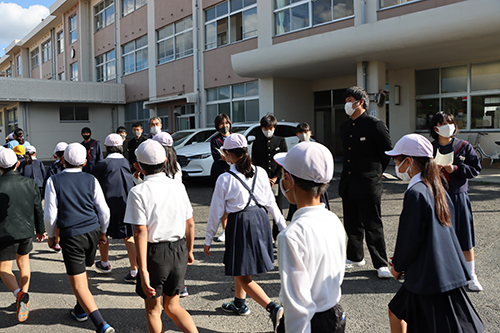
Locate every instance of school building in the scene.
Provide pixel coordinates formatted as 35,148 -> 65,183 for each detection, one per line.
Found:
0,0 -> 499,160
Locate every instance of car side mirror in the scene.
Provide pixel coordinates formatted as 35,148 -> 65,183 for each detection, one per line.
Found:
247,135 -> 256,143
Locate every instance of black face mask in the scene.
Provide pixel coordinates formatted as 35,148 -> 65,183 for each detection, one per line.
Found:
82,135 -> 91,141
219,126 -> 230,135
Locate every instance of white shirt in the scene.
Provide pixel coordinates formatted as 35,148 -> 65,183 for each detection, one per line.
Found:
277,205 -> 346,333
124,172 -> 193,243
204,164 -> 286,246
106,152 -> 124,159
407,172 -> 422,190
44,168 -> 110,238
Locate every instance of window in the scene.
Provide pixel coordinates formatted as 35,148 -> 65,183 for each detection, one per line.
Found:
69,14 -> 77,44
157,16 -> 193,64
42,40 -> 52,63
7,108 -> 18,133
275,0 -> 353,35
58,72 -> 65,80
122,35 -> 148,75
124,101 -> 149,133
379,0 -> 418,10
176,105 -> 196,130
205,0 -> 257,50
206,81 -> 259,124
30,48 -> 39,70
59,106 -> 89,122
6,67 -> 12,77
57,31 -> 64,54
96,49 -> 116,82
415,61 -> 500,131
122,0 -> 146,17
95,0 -> 115,32
70,62 -> 78,81
16,55 -> 21,76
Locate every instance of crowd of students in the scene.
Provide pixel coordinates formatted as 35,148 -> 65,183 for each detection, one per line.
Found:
0,86 -> 486,333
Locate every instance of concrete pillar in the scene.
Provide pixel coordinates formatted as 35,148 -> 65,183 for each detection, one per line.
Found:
257,0 -> 273,48
356,61 -> 387,123
259,77 -> 275,117
388,68 -> 415,143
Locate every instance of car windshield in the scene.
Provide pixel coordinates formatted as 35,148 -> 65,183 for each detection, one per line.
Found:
172,131 -> 195,147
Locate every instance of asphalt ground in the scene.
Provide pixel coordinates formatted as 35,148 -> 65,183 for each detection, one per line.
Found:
1,175 -> 499,332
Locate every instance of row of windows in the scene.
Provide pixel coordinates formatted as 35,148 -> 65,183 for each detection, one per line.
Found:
206,81 -> 259,124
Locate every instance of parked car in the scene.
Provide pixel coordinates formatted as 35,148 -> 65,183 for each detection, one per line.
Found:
176,122 -> 301,178
170,128 -> 217,149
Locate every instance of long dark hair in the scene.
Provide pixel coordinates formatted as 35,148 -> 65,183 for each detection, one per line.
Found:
430,111 -> 457,140
24,152 -> 34,165
164,146 -> 179,177
227,147 -> 254,178
400,155 -> 451,227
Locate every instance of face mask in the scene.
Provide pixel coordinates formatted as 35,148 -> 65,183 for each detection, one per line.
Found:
344,101 -> 359,116
298,133 -> 311,142
262,129 -> 274,139
150,126 -> 161,135
219,126 -> 230,135
436,124 -> 455,138
279,175 -> 294,195
82,134 -> 91,141
120,134 -> 127,140
395,159 -> 412,182
133,131 -> 142,138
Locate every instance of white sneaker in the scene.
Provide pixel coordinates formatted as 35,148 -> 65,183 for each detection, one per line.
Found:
214,230 -> 225,242
377,267 -> 391,279
345,259 -> 366,269
468,279 -> 483,292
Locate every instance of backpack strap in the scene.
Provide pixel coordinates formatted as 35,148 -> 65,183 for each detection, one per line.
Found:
227,168 -> 262,209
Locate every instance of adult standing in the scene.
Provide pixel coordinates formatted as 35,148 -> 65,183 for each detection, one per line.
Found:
148,117 -> 162,138
81,127 -> 103,173
126,122 -> 147,171
116,126 -> 129,161
339,86 -> 393,279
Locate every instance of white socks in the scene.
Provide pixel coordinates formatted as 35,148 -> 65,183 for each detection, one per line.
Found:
13,288 -> 20,298
130,270 -> 138,277
101,261 -> 110,268
466,260 -> 477,281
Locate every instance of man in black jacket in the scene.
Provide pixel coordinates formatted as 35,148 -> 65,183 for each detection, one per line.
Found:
339,86 -> 393,279
0,148 -> 45,322
81,127 -> 103,173
126,122 -> 147,171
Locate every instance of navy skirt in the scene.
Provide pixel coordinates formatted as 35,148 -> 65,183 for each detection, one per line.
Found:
107,213 -> 134,239
389,284 -> 484,333
450,192 -> 475,251
224,205 -> 274,276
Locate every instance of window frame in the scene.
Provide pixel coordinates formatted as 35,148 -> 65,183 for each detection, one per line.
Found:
96,49 -> 116,82
378,0 -> 421,10
157,16 -> 194,65
16,55 -> 21,76
122,0 -> 147,17
30,48 -> 40,70
69,14 -> 77,44
122,35 -> 148,75
59,106 -> 90,123
57,31 -> 64,54
41,40 -> 52,63
70,62 -> 79,81
95,0 -> 115,33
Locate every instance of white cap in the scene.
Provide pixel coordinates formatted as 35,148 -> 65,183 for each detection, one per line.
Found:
105,133 -> 123,147
7,133 -> 14,140
274,141 -> 334,184
135,139 -> 166,165
54,142 -> 68,154
64,143 -> 87,166
385,133 -> 433,158
0,149 -> 18,168
152,132 -> 173,147
221,133 -> 247,150
26,145 -> 36,154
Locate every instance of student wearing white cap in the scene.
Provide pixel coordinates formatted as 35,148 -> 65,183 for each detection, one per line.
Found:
0,148 -> 45,322
18,145 -> 46,195
152,132 -> 183,182
124,140 -> 197,333
385,134 -> 484,333
44,143 -> 114,333
274,141 -> 346,333
91,134 -> 137,283
204,133 -> 286,331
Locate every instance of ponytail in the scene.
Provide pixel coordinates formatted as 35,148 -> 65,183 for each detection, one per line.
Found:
24,152 -> 34,165
228,147 -> 254,178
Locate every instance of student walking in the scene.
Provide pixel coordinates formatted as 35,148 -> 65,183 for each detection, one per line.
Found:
0,148 -> 45,322
18,145 -> 46,194
275,141 -> 346,333
430,112 -> 483,291
204,133 -> 286,332
124,140 -> 197,333
152,131 -> 183,181
81,127 -> 103,173
44,143 -> 114,333
91,134 -> 137,283
386,134 -> 484,333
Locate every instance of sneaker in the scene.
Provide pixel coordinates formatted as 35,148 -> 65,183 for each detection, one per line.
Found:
468,279 -> 483,292
68,309 -> 89,322
16,291 -> 29,322
214,231 -> 226,242
123,273 -> 137,284
95,261 -> 112,274
221,300 -> 251,316
52,244 -> 62,253
100,324 -> 115,333
345,259 -> 366,269
180,286 -> 189,298
269,305 -> 284,333
377,266 -> 391,279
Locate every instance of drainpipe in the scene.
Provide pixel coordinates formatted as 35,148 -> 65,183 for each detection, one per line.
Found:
361,0 -> 366,24
362,61 -> 367,90
194,0 -> 201,128
51,28 -> 56,80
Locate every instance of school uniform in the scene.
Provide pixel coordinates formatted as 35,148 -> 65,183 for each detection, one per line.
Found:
277,205 -> 346,333
81,138 -> 103,173
91,153 -> 134,239
44,169 -> 110,275
210,133 -> 230,186
389,173 -> 484,332
205,165 -> 286,276
432,138 -> 481,251
286,192 -> 330,221
18,158 -> 46,193
7,140 -> 31,149
124,172 -> 193,298
126,135 -> 147,169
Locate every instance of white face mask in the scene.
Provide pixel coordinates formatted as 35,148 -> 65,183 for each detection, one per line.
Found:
395,159 -> 412,182
262,129 -> 274,139
298,133 -> 311,142
150,126 -> 161,135
436,124 -> 455,138
344,101 -> 360,116
280,175 -> 295,196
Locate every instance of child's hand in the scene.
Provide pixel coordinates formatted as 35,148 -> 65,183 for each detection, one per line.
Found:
36,233 -> 46,242
141,271 -> 156,297
204,245 -> 211,256
187,251 -> 195,265
99,233 -> 108,245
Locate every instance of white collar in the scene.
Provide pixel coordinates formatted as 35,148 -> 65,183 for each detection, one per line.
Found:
106,153 -> 124,159
407,172 -> 423,190
290,204 -> 327,222
144,172 -> 167,181
62,168 -> 82,173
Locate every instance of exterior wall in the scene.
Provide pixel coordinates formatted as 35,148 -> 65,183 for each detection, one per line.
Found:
156,57 -> 194,97
377,0 -> 467,20
155,0 -> 192,29
41,59 -> 53,79
387,68 -> 415,144
202,0 -> 223,10
120,5 -> 148,45
273,18 -> 354,45
65,4 -> 81,80
94,25 -> 115,57
122,70 -> 149,102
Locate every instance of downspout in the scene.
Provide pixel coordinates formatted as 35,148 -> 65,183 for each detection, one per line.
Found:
22,102 -> 27,136
362,61 -> 367,90
51,28 -> 57,79
361,0 -> 365,25
194,0 -> 201,128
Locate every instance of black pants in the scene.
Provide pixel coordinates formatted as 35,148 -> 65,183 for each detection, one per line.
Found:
342,196 -> 388,268
278,304 -> 346,333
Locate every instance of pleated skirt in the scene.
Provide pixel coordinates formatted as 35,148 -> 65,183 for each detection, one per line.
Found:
450,192 -> 475,251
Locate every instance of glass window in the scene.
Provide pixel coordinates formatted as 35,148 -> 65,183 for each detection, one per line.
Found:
41,40 -> 52,63
122,0 -> 146,16
471,95 -> 500,130
30,48 -> 39,70
415,99 -> 439,131
69,15 -> 77,44
415,69 -> 439,95
207,88 -> 218,101
441,65 -> 467,93
218,86 -> 230,100
95,0 -> 114,32
57,31 -> 64,54
70,62 -> 78,81
96,49 -> 116,82
471,61 -> 500,91
379,0 -> 418,10
122,36 -> 148,75
442,97 -> 467,129
291,3 -> 309,31
233,83 -> 245,98
313,0 -> 332,25
232,101 -> 245,122
16,55 -> 21,76
206,81 -> 259,124
59,106 -> 89,122
157,16 -> 193,64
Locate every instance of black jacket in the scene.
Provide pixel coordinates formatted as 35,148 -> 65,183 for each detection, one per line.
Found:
127,135 -> 147,168
339,112 -> 392,199
0,170 -> 44,242
252,132 -> 287,180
